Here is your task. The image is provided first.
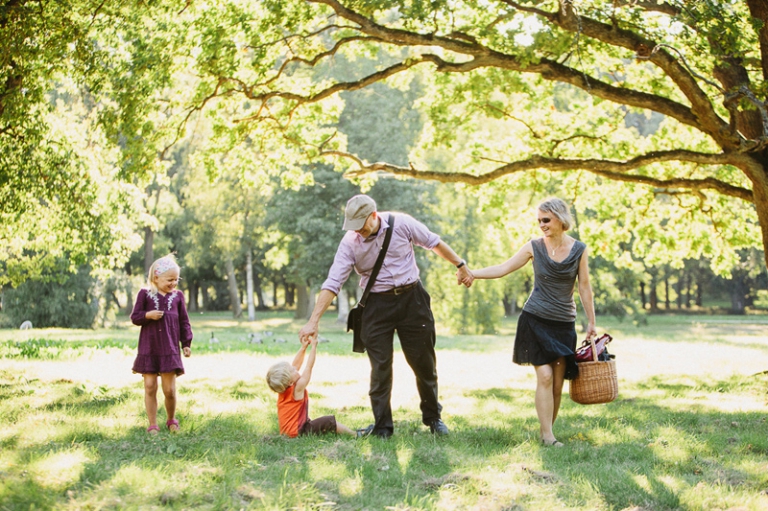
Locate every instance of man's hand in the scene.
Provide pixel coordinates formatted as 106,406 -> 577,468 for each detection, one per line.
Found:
299,322 -> 318,345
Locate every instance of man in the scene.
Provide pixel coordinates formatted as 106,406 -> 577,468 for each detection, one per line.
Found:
298,194 -> 471,438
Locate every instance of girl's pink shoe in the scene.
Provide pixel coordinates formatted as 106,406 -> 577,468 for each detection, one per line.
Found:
166,418 -> 180,432
147,425 -> 160,434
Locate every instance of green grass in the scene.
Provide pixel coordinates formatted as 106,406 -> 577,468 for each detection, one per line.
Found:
1,312 -> 768,510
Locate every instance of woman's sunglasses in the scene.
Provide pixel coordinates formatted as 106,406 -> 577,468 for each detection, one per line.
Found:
538,217 -> 551,224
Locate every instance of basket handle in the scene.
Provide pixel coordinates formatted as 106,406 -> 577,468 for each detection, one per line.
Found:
589,336 -> 598,362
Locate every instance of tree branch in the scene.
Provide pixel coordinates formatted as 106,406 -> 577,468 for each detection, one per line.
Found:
612,1 -> 680,16
327,149 -> 752,201
499,0 -> 735,148
303,1 -> 703,131
232,56 -> 431,123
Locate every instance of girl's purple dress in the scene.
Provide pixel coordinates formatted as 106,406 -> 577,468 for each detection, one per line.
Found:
131,288 -> 193,376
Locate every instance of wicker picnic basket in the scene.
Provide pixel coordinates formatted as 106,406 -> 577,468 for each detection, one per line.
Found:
569,336 -> 618,405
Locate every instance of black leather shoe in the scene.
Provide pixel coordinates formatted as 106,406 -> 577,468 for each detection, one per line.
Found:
429,419 -> 449,435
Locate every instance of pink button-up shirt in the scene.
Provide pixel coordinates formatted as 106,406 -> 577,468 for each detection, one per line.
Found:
321,213 -> 441,295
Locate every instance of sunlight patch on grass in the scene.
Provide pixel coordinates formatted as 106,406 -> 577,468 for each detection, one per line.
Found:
196,397 -> 250,415
307,459 -> 348,482
632,472 -> 652,492
396,445 -> 413,471
110,464 -> 166,498
689,392 -> 766,413
648,427 -> 691,464
15,413 -> 74,447
338,471 -> 363,497
31,449 -> 91,490
260,317 -> 295,328
657,474 -> 686,495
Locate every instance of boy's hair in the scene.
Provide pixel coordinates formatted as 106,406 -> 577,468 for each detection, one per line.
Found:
266,361 -> 294,393
147,254 -> 180,293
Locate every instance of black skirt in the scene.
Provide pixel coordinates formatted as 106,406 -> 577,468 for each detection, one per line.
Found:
513,310 -> 579,380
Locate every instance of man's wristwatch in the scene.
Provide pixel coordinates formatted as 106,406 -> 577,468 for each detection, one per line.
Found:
456,259 -> 466,269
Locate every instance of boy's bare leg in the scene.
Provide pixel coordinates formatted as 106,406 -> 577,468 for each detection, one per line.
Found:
336,422 -> 356,436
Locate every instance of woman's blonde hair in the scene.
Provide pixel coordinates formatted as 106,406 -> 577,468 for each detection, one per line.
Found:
147,254 -> 180,293
266,361 -> 294,393
538,197 -> 573,231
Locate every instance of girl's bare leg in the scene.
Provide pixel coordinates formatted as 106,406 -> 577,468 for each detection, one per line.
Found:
143,374 -> 159,433
160,372 -> 178,431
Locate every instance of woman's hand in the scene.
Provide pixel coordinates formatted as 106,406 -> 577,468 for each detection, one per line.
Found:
183,347 -> 191,358
145,310 -> 164,320
586,322 -> 597,340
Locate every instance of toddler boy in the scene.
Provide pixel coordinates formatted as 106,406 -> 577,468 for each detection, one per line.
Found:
266,337 -> 372,438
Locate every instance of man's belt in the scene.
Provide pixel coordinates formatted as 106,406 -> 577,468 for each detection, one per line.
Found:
375,281 -> 420,296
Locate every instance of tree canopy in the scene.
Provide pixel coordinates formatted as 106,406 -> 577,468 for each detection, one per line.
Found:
177,0 -> 767,272
0,0 -> 186,283
3,0 -> 768,300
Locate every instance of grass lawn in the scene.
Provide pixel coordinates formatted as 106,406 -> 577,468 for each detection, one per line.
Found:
0,311 -> 767,510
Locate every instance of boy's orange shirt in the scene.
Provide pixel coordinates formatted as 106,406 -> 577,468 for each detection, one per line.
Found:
277,384 -> 309,437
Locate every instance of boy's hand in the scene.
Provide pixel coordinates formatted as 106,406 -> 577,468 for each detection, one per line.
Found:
298,321 -> 318,344
301,337 -> 311,349
309,336 -> 319,347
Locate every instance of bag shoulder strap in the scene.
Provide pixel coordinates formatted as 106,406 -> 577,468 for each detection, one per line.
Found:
359,214 -> 395,307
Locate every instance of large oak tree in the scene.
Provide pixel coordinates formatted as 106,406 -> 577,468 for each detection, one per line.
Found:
183,0 -> 768,271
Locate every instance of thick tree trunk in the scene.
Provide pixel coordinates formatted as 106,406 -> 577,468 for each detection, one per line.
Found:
225,257 -> 242,318
295,284 -> 310,319
245,249 -> 255,321
272,279 -> 278,307
639,281 -> 646,309
254,273 -> 266,310
730,272 -> 748,314
285,282 -> 295,307
201,285 -> 210,311
754,179 -> 768,272
734,154 -> 768,271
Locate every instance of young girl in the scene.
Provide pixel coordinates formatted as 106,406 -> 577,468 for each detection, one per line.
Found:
130,255 -> 193,434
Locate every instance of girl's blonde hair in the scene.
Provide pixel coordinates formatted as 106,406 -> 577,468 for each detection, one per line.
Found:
266,361 -> 294,393
538,197 -> 573,231
147,254 -> 180,293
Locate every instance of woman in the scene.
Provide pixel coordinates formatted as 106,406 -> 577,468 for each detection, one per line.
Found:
465,198 -> 596,446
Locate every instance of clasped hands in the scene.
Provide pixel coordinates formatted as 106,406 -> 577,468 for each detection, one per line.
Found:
456,266 -> 474,288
